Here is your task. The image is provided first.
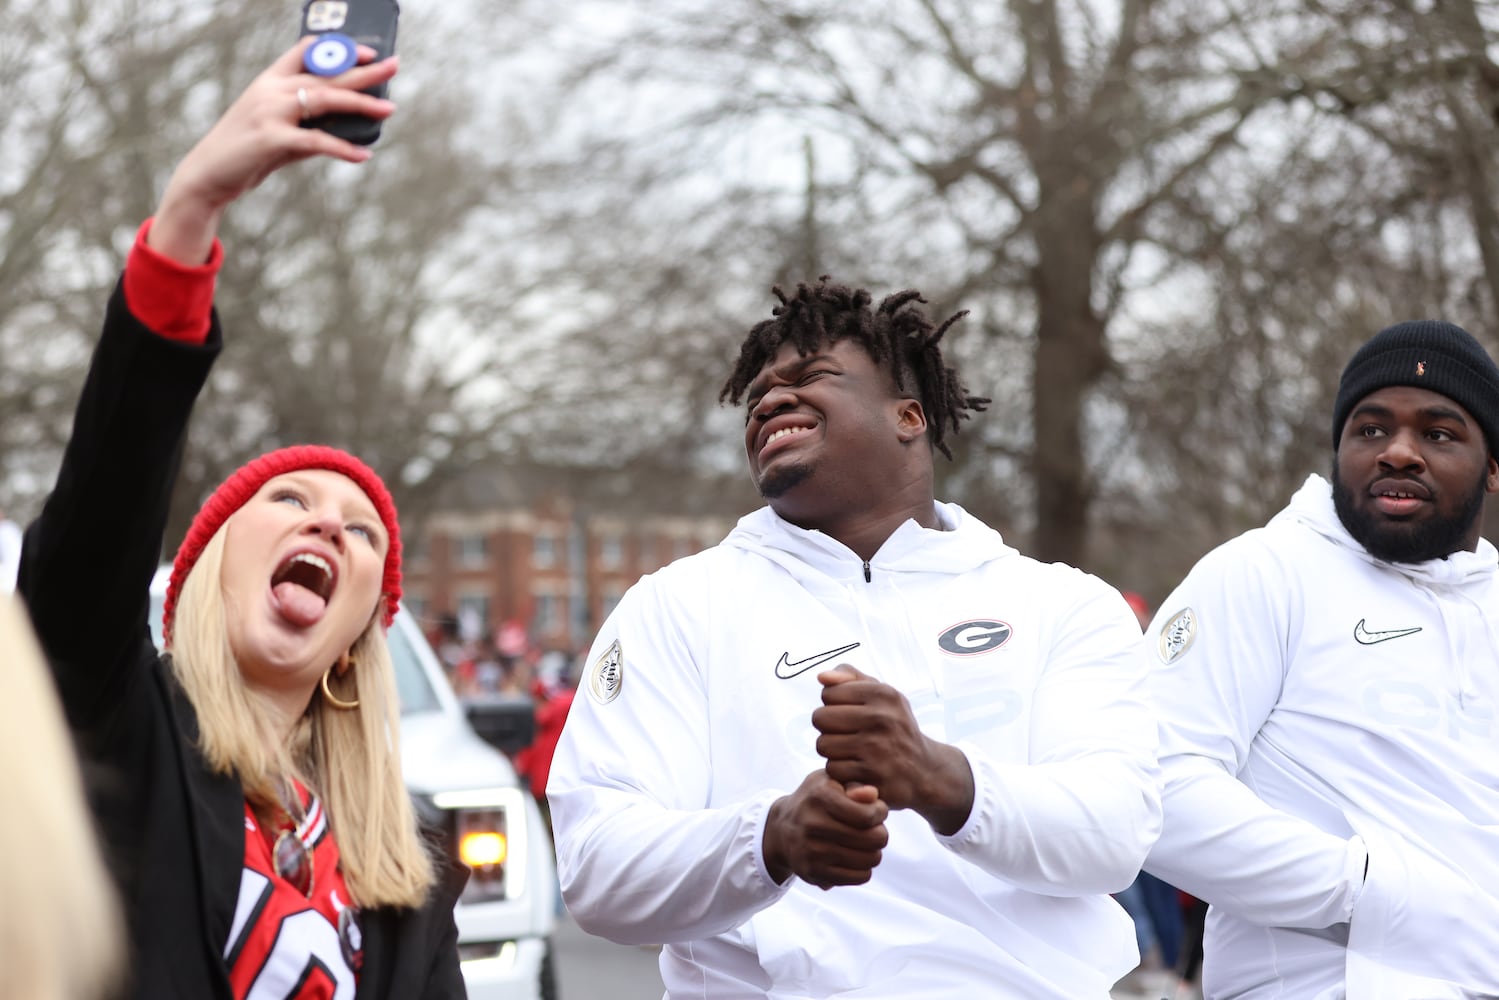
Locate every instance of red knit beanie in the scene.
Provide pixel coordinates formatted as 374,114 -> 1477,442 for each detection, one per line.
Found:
162,445 -> 402,645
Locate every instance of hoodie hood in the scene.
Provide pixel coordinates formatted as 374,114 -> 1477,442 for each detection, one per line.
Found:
1272,473 -> 1497,590
723,501 -> 1016,584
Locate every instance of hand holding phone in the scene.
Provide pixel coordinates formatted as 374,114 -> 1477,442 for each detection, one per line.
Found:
150,40 -> 396,265
299,0 -> 400,146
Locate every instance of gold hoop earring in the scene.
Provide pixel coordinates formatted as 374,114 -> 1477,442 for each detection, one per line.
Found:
320,666 -> 359,710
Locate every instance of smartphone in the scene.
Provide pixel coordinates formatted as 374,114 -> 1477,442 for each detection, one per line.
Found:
298,0 -> 400,146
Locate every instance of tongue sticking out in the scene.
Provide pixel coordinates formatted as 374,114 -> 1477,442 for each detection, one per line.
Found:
272,582 -> 329,627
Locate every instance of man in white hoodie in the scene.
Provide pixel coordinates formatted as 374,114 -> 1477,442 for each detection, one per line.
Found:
1144,320 -> 1499,999
548,278 -> 1162,998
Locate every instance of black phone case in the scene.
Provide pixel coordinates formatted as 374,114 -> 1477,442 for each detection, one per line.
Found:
299,0 -> 400,146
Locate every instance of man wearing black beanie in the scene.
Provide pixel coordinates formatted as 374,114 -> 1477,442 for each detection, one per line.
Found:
1140,319 -> 1499,998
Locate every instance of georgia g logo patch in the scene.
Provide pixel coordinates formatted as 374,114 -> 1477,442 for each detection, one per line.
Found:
937,619 -> 1013,656
588,639 -> 624,705
1158,607 -> 1197,663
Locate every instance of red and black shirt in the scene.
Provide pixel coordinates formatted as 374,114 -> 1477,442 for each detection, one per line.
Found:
225,783 -> 363,999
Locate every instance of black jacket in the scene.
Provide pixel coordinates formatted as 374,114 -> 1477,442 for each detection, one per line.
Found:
19,283 -> 467,1000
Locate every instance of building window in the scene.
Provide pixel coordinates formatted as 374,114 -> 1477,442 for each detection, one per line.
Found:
403,593 -> 427,622
453,533 -> 488,568
601,587 -> 625,623
534,592 -> 564,634
404,532 -> 428,565
599,534 -> 624,570
533,531 -> 558,568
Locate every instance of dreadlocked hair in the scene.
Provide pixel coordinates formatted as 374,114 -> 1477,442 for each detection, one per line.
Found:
719,277 -> 991,459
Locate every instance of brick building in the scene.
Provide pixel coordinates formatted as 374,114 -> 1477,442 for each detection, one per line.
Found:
401,463 -> 746,655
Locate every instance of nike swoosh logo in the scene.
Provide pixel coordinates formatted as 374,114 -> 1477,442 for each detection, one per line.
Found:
774,642 -> 861,679
1353,619 -> 1423,645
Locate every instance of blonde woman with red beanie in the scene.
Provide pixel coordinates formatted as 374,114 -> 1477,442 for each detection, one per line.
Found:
15,39 -> 467,1000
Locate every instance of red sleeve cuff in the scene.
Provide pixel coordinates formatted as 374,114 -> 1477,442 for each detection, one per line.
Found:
121,218 -> 222,344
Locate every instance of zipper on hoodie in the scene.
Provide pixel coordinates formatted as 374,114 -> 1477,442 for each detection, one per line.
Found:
863,560 -> 871,582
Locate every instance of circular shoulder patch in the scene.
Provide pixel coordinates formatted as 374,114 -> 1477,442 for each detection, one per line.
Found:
1158,607 -> 1197,663
588,639 -> 624,704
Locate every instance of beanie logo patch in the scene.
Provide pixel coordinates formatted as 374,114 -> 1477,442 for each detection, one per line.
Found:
1416,361 -> 1426,376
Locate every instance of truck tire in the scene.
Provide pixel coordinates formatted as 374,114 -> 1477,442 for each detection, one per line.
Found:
539,937 -> 559,1000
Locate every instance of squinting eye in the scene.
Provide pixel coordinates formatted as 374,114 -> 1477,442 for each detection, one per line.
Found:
273,490 -> 308,508
348,524 -> 375,542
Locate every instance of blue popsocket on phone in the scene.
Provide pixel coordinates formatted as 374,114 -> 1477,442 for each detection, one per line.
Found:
303,32 -> 358,76
296,0 -> 397,145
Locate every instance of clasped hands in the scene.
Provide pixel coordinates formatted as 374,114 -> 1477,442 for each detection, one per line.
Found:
763,665 -> 975,890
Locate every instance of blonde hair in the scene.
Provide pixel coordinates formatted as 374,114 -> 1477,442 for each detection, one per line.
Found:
170,529 -> 435,908
0,594 -> 123,1000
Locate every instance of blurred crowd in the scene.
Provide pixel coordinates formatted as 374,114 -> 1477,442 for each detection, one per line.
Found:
423,614 -> 581,829
424,614 -> 583,704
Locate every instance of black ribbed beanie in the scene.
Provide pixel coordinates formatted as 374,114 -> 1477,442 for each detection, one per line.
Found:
1332,319 -> 1499,458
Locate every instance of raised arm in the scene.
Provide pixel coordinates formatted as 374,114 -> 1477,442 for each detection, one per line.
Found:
19,38 -> 399,730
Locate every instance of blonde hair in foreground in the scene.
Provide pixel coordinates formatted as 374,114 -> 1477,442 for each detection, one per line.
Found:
0,594 -> 123,1000
170,529 -> 435,908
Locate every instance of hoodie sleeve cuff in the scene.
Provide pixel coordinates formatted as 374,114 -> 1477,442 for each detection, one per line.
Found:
750,789 -> 800,897
933,743 -> 987,847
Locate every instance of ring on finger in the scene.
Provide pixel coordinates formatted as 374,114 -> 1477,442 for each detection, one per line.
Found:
296,87 -> 311,120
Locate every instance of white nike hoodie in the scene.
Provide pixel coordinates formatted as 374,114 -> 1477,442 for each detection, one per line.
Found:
1144,474 -> 1499,999
549,502 -> 1160,999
